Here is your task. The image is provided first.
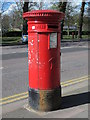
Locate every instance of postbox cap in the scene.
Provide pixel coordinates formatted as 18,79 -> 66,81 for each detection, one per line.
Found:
23,10 -> 65,21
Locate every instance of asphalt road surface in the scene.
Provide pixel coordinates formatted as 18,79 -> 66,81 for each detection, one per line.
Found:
2,45 -> 88,98
1,47 -> 89,60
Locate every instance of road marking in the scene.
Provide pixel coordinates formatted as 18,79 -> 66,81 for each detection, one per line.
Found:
0,92 -> 28,102
0,95 -> 28,105
0,75 -> 89,105
61,77 -> 88,87
61,76 -> 88,85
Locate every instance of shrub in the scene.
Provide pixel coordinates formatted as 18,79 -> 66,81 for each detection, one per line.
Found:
3,31 -> 22,37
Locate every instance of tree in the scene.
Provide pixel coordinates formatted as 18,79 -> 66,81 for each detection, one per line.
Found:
65,2 -> 74,35
15,0 -> 29,35
2,15 -> 10,35
23,0 -> 29,35
78,0 -> 86,39
58,1 -> 67,39
1,0 -> 8,14
50,1 -> 67,39
14,0 -> 41,35
50,2 -> 60,10
9,9 -> 23,30
23,1 -> 43,34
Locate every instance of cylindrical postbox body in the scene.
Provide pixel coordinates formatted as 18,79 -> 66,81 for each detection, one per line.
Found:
23,10 -> 64,111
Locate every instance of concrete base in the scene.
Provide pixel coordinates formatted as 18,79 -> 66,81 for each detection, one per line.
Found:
28,86 -> 61,111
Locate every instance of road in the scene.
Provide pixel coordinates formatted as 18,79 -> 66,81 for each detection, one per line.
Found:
1,45 -> 88,98
1,46 -> 89,60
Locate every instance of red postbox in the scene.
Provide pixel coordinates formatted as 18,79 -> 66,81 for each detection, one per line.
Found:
23,10 -> 64,111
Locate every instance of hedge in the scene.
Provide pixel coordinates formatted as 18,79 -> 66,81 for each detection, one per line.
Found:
3,31 -> 22,37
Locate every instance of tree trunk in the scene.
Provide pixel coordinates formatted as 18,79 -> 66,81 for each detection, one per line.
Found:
78,1 -> 85,39
39,2 -> 43,10
58,2 -> 67,39
67,23 -> 69,36
23,1 -> 29,35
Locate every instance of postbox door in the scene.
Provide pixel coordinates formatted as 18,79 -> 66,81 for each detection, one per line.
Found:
38,33 -> 60,90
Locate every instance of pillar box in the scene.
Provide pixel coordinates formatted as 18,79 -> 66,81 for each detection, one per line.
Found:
23,10 -> 64,111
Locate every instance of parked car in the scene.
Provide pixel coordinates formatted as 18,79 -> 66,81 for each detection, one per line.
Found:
22,35 -> 28,43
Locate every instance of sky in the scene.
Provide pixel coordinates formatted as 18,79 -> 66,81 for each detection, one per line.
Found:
1,0 -> 89,15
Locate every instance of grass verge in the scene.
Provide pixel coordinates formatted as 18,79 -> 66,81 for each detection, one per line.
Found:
1,37 -> 22,44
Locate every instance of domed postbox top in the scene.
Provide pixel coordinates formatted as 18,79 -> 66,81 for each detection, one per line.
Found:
23,10 -> 64,22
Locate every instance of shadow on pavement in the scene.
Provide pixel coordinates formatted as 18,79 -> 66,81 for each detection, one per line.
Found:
61,92 -> 90,109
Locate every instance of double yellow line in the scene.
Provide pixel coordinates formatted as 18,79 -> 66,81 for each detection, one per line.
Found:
0,75 -> 89,106
61,75 -> 89,87
0,92 -> 28,105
